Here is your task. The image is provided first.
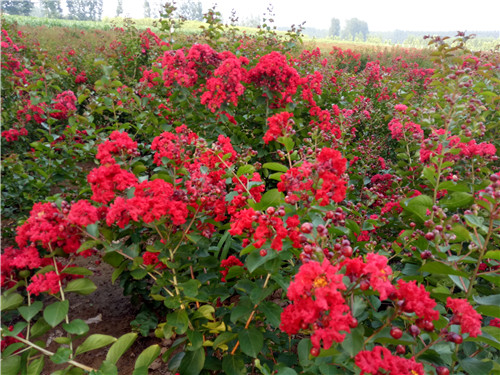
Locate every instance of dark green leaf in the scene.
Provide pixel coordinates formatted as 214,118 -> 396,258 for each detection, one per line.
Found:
245,249 -> 278,274
43,300 -> 69,327
64,278 -> 97,295
222,354 -> 246,375
1,355 -> 21,375
167,310 -> 189,335
27,357 -> 44,375
262,162 -> 289,172
459,358 -> 493,374
259,301 -> 282,328
61,267 -> 93,276
440,192 -> 473,210
1,293 -> 24,311
51,347 -> 72,364
213,332 -> 238,349
62,319 -> 89,335
18,301 -> 43,321
402,195 -> 433,223
238,327 -> 263,357
134,344 -> 161,370
75,334 -> 117,356
420,262 -> 468,277
178,347 -> 205,375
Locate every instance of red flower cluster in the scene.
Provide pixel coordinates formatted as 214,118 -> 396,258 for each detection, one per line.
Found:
278,147 -> 347,206
280,259 -> 353,350
201,51 -> 248,112
446,297 -> 482,337
27,271 -> 61,296
1,246 -> 48,288
106,179 -> 188,228
263,112 -> 294,144
394,280 -> 439,321
16,202 -> 85,255
143,251 -> 167,270
87,164 -> 137,204
1,127 -> 28,142
388,118 -> 423,141
341,253 -> 394,300
355,346 -> 424,375
50,90 -> 77,120
96,130 -> 138,165
247,51 -> 301,107
220,256 -> 244,282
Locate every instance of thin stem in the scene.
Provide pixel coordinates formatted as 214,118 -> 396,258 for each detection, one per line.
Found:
0,330 -> 96,373
466,208 -> 496,299
230,273 -> 272,355
52,256 -> 73,355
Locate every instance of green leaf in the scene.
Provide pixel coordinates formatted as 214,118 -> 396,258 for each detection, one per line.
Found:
484,251 -> 500,261
191,305 -> 215,321
276,368 -> 297,375
187,330 -> 203,351
180,279 -> 200,298
178,347 -> 205,375
420,262 -> 468,277
27,357 -> 45,375
18,301 -> 43,321
51,347 -> 72,364
459,358 -> 493,374
254,189 -> 283,210
222,354 -> 246,375
167,310 -> 189,335
464,214 -> 485,228
450,224 -> 471,242
213,332 -> 238,349
30,318 -> 51,338
422,167 -> 437,186
86,223 -> 99,238
437,180 -> 469,192
75,334 -> 117,356
238,327 -> 263,358
62,319 -> 89,335
1,293 -> 24,311
262,162 -> 289,172
43,300 -> 69,327
473,294 -> 500,306
77,240 -> 99,254
99,361 -> 118,375
259,301 -> 283,328
277,136 -> 294,152
134,344 -> 161,370
106,333 -> 137,364
402,195 -> 433,223
237,164 -> 255,176
341,326 -> 364,356
245,249 -> 278,274
449,275 -> 470,291
61,267 -> 93,276
440,192 -> 473,210
64,278 -> 97,295
1,355 -> 21,375
476,305 -> 500,318
297,339 -> 312,367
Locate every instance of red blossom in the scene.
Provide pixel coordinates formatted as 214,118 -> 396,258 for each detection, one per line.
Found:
355,346 -> 424,375
446,297 -> 482,337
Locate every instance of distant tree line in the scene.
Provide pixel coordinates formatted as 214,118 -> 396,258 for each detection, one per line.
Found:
329,17 -> 369,41
1,0 -> 104,21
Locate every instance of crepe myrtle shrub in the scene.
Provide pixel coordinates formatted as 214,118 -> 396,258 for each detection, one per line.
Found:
1,27 -> 500,374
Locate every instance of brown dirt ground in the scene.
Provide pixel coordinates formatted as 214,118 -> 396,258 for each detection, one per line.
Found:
40,256 -> 172,375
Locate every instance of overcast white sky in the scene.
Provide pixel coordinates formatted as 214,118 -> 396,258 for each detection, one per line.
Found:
104,0 -> 500,32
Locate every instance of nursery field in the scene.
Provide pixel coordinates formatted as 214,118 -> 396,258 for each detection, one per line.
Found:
1,11 -> 500,375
